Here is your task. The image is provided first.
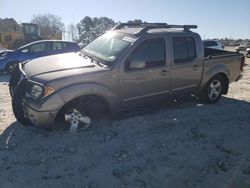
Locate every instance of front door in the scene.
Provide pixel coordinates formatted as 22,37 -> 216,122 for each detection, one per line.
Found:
120,38 -> 171,106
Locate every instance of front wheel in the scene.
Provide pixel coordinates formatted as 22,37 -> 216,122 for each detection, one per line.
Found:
55,96 -> 109,131
12,81 -> 33,126
199,75 -> 225,104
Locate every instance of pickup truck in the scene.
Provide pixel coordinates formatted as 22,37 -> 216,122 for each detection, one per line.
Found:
9,23 -> 245,130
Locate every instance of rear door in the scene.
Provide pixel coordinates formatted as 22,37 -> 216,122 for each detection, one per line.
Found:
171,36 -> 203,92
120,38 -> 171,106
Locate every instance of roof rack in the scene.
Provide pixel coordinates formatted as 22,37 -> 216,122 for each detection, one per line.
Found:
111,23 -> 198,35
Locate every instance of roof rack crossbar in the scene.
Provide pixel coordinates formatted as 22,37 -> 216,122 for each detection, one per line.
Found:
111,23 -> 198,35
111,23 -> 168,30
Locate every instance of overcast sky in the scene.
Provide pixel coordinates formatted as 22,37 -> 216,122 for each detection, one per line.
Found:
0,0 -> 250,39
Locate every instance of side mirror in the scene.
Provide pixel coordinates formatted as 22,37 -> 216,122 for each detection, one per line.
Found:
129,60 -> 146,69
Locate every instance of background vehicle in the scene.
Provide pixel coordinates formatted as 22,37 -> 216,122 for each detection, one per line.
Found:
235,43 -> 250,52
9,23 -> 245,130
0,40 -> 80,73
203,40 -> 224,50
0,19 -> 62,49
246,48 -> 250,58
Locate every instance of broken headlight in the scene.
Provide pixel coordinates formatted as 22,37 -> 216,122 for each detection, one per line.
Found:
26,82 -> 55,100
30,84 -> 43,99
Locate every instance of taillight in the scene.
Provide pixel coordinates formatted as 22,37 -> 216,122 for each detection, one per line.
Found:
240,56 -> 246,71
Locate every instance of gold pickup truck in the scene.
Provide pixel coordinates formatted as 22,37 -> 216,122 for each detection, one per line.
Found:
9,23 -> 246,130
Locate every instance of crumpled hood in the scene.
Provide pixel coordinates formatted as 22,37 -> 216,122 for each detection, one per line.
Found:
23,52 -> 96,78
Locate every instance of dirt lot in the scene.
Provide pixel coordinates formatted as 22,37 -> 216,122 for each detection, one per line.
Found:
0,50 -> 250,188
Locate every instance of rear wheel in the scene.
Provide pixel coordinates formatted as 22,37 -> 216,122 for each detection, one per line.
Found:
199,75 -> 225,104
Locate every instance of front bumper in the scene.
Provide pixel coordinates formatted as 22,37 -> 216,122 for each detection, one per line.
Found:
23,101 -> 58,129
21,91 -> 65,129
12,63 -> 65,129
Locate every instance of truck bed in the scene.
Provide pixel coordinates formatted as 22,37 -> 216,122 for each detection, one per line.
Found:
203,47 -> 244,85
204,48 -> 238,58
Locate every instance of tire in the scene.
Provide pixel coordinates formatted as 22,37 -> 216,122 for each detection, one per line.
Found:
55,96 -> 109,130
6,62 -> 18,74
199,75 -> 225,104
9,68 -> 21,98
12,81 -> 33,126
9,84 -> 16,98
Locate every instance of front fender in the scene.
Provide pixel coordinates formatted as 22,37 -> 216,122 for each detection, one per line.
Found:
56,83 -> 119,111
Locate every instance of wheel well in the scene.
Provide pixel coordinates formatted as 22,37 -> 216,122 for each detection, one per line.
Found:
215,73 -> 229,94
55,95 -> 111,122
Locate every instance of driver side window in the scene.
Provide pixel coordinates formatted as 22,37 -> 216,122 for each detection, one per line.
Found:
125,38 -> 166,71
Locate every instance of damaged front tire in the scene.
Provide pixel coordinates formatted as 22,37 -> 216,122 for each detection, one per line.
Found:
12,81 -> 33,126
56,96 -> 109,131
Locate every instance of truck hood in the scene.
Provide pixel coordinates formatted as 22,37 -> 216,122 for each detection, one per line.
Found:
23,52 -> 98,78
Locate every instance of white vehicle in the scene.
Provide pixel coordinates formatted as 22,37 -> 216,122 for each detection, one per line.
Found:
235,43 -> 250,52
203,40 -> 224,50
246,48 -> 250,58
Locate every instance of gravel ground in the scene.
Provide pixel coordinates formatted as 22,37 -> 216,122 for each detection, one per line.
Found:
0,50 -> 250,188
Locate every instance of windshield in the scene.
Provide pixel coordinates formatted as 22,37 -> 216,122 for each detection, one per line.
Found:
83,32 -> 135,62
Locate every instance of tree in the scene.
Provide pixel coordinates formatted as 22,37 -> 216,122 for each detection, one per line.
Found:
67,23 -> 79,42
77,16 -> 115,45
31,13 -> 65,39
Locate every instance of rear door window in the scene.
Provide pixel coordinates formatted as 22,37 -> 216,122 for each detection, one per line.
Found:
53,42 -> 67,50
67,43 -> 79,49
172,37 -> 196,63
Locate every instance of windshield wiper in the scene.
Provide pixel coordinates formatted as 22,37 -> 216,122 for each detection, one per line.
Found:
80,51 -> 108,68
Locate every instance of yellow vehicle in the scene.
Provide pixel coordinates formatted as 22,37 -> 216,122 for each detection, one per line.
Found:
0,23 -> 62,49
0,31 -> 23,49
0,23 -> 42,49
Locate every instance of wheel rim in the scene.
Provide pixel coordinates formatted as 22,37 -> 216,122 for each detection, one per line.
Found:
65,109 -> 91,133
208,79 -> 221,100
